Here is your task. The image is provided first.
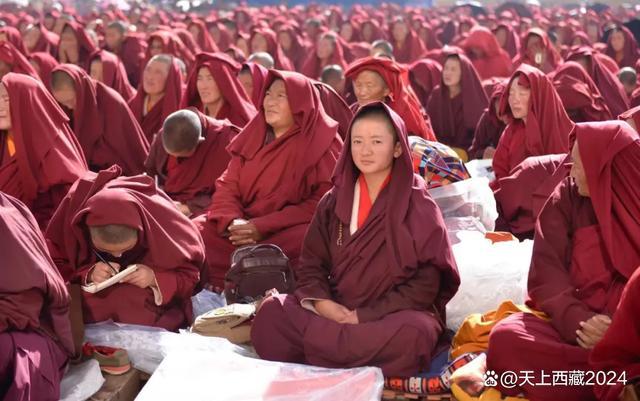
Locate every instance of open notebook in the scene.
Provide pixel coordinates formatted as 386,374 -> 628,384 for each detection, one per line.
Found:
81,264 -> 139,294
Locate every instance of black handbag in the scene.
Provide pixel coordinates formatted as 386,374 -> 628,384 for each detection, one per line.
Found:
224,244 -> 295,304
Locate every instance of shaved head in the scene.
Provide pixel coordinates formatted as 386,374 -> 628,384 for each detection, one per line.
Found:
162,109 -> 203,156
89,224 -> 138,245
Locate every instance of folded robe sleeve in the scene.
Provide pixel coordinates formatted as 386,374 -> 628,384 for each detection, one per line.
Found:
528,181 -> 596,344
209,157 -> 246,234
152,263 -> 200,306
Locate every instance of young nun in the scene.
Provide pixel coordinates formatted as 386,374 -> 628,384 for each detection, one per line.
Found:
181,52 -> 256,127
468,82 -> 507,160
129,54 -> 183,142
251,102 -> 459,376
346,56 -> 436,141
103,21 -> 147,88
50,64 -> 149,175
46,166 -> 205,331
0,192 -> 74,401
491,64 -> 573,183
57,20 -> 98,67
427,52 -> 488,160
0,73 -> 87,229
484,121 -> 640,401
0,41 -> 40,81
239,62 -> 269,108
605,25 -> 639,69
513,28 -> 562,74
145,108 -> 239,217
193,70 -> 342,291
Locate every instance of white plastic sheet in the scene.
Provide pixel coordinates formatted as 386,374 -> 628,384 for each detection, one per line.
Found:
446,231 -> 533,331
137,349 -> 383,401
84,321 -> 254,374
59,359 -> 105,401
465,159 -> 495,181
429,177 -> 498,233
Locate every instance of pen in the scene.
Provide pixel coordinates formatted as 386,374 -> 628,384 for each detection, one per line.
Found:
92,250 -> 119,276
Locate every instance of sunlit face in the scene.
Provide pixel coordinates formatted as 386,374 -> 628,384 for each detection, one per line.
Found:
238,70 -> 254,98
277,31 -> 292,51
52,82 -> 77,110
0,61 -> 11,80
196,67 -> 222,106
495,27 -> 507,48
23,26 -> 41,51
251,33 -> 269,53
105,27 -> 123,50
508,76 -> 531,120
570,142 -> 590,197
340,23 -> 353,42
60,25 -> 78,52
354,70 -> 390,105
392,21 -> 408,43
89,59 -> 104,82
442,57 -> 462,89
611,30 -> 625,53
316,37 -> 334,60
90,231 -> 138,258
263,79 -> 294,135
148,38 -> 164,57
142,59 -> 170,96
0,84 -> 11,130
350,116 -> 402,176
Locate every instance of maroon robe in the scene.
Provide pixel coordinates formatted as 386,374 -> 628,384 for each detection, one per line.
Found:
29,52 -> 59,90
52,64 -> 149,176
181,52 -> 257,128
492,64 -> 573,183
469,83 -> 506,159
605,26 -> 639,69
251,102 -> 460,376
567,47 -> 630,117
145,30 -> 195,69
277,24 -> 310,71
0,41 -> 40,80
144,109 -> 239,217
390,20 -> 426,64
250,27 -> 294,71
0,26 -> 29,56
243,62 -> 269,108
427,52 -> 488,150
461,27 -> 513,80
187,20 -> 219,53
0,192 -> 74,401
487,121 -> 640,401
58,21 -> 98,66
0,73 -> 87,229
494,154 -> 568,239
112,33 -> 147,89
591,268 -> 640,401
300,33 -> 348,80
513,28 -> 562,74
313,81 -> 353,140
128,56 -> 183,142
409,58 -> 442,110
29,22 -> 59,55
193,70 -> 342,288
88,49 -> 136,101
493,23 -> 519,59
551,61 -> 613,123
45,167 -> 204,331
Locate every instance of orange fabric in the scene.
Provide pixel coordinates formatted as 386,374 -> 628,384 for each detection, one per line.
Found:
6,131 -> 15,157
357,173 -> 391,229
451,300 -> 549,359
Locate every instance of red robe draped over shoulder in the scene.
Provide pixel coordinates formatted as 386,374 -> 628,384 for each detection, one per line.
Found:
145,108 -> 239,217
487,121 -> 640,401
88,49 -> 136,101
181,52 -> 256,127
492,64 -> 573,183
53,64 -> 149,175
251,102 -> 459,377
0,73 -> 87,229
45,166 -> 205,331
194,70 -> 342,288
1,192 -> 73,401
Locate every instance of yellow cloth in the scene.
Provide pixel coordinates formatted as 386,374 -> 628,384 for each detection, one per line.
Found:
451,147 -> 469,162
6,131 -> 15,157
451,300 -> 549,359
